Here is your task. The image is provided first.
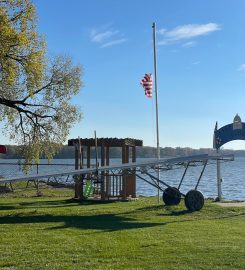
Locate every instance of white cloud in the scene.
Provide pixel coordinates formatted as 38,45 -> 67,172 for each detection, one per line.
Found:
90,27 -> 126,48
166,23 -> 220,40
101,38 -> 127,48
157,28 -> 167,35
238,64 -> 245,71
182,41 -> 196,48
90,30 -> 119,43
158,23 -> 221,46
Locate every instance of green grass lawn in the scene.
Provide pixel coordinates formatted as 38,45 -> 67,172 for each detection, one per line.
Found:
0,186 -> 244,270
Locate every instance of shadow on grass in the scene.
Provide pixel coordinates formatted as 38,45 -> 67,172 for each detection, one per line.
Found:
0,199 -> 86,211
134,204 -> 190,216
0,213 -> 162,232
19,199 -> 78,207
0,205 -> 17,210
133,204 -> 245,219
159,209 -> 191,216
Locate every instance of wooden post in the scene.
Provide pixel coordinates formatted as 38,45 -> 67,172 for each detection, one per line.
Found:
101,142 -> 105,200
74,139 -> 83,200
132,146 -> 136,198
81,147 -> 84,168
87,146 -> 91,168
106,146 -> 110,165
132,146 -> 136,163
106,146 -> 110,197
122,143 -> 127,200
78,138 -> 83,199
125,146 -> 129,163
75,144 -> 79,170
125,145 -> 133,198
74,143 -> 79,198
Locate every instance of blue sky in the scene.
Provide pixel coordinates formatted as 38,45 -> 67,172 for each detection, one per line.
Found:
4,0 -> 245,149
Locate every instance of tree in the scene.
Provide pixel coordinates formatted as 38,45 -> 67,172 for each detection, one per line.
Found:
0,0 -> 82,167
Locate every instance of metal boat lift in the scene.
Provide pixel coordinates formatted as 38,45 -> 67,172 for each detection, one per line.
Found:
0,154 -> 233,211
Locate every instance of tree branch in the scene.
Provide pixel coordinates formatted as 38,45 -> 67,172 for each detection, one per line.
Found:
0,97 -> 54,119
22,81 -> 53,102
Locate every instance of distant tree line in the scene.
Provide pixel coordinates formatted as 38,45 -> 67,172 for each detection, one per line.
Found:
0,145 -> 243,159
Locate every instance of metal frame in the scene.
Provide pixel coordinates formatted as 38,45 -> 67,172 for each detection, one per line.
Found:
0,153 -> 234,211
0,154 -> 233,186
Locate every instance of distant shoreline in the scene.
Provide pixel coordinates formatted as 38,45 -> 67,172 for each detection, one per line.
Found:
1,144 -> 245,159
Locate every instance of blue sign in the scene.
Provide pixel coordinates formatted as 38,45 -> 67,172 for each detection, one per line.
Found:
214,114 -> 245,149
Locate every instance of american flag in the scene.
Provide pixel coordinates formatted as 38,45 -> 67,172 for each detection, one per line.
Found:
140,73 -> 152,98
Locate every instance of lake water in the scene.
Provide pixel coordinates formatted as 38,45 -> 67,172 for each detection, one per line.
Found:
0,157 -> 244,201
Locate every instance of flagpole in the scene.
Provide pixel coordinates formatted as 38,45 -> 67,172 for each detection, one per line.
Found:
152,22 -> 160,204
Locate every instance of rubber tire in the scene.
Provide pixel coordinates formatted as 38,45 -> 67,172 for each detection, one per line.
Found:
184,190 -> 204,211
162,187 -> 181,206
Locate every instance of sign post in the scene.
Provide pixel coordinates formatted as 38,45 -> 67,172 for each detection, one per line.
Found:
213,114 -> 244,201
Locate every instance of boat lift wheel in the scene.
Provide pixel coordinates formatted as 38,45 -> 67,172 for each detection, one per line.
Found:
184,190 -> 204,211
162,187 -> 181,206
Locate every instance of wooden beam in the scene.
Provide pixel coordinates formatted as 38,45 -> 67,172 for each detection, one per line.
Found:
68,138 -> 143,147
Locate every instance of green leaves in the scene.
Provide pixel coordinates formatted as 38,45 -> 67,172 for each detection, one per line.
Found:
0,0 -> 83,169
0,0 -> 44,89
